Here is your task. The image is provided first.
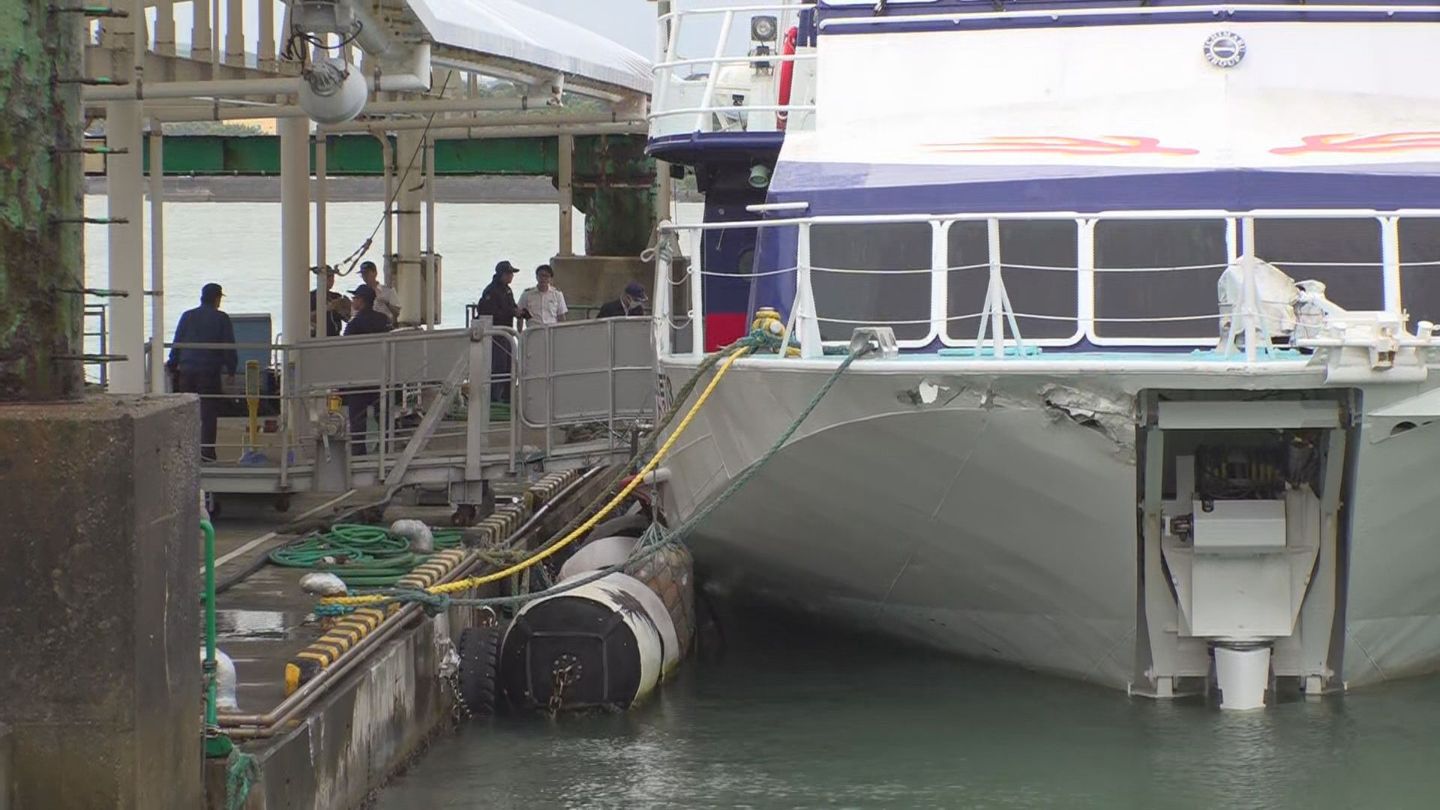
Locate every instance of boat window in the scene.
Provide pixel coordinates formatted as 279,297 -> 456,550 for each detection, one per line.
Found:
1252,218 -> 1384,311
946,220 -> 1079,341
1094,219 -> 1229,339
810,222 -> 932,341
1398,218 -> 1440,325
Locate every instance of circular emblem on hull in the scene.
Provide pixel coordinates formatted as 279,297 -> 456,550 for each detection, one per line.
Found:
1203,31 -> 1247,68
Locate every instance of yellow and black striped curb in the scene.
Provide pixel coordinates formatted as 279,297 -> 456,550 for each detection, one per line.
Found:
468,502 -> 528,547
395,548 -> 468,591
526,470 -> 577,511
284,607 -> 386,695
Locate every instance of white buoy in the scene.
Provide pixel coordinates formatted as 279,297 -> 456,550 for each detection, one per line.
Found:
1214,645 -> 1271,710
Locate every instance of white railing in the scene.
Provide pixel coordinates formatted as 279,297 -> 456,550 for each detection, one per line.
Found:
651,3 -> 817,139
652,208 -> 1440,362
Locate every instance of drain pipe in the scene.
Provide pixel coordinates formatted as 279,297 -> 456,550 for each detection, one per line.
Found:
201,519 -> 234,757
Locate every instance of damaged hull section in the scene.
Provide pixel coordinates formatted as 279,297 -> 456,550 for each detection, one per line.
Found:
658,358 -> 1440,694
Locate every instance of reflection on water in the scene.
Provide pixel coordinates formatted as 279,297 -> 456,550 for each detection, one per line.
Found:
376,606 -> 1440,809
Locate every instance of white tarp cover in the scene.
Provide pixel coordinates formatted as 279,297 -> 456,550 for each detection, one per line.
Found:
408,0 -> 651,94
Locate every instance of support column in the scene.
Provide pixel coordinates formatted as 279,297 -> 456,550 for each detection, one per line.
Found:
280,117 -> 311,344
557,133 -> 575,257
424,134 -> 437,327
314,133 -> 328,341
191,0 -> 212,63
154,0 -> 176,56
0,0 -> 85,400
148,124 -> 166,393
105,0 -> 146,394
225,0 -> 245,67
394,130 -> 424,325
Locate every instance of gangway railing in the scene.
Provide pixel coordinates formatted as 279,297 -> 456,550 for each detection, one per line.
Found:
651,3 -> 817,139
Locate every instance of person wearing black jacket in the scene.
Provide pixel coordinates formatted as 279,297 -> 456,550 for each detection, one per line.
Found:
344,285 -> 392,455
475,261 -> 523,402
167,283 -> 237,461
597,281 -> 648,318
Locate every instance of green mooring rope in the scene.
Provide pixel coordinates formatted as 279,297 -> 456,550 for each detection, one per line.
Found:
226,749 -> 259,810
270,523 -> 463,587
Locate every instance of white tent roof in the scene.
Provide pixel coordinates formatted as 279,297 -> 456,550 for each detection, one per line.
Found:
408,0 -> 652,95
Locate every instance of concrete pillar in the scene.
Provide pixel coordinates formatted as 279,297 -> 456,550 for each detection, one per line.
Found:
424,134 -> 438,327
280,117 -> 311,344
558,133 -> 575,257
104,108 -> 145,393
191,0 -> 212,62
0,399 -> 202,809
154,0 -> 176,56
225,0 -> 245,67
395,130 -> 424,325
0,0 -> 85,400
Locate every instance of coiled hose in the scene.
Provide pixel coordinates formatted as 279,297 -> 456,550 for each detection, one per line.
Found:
269,523 -> 462,587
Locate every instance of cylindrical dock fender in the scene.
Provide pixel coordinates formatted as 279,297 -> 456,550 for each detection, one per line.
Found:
500,571 -> 676,712
558,535 -> 695,663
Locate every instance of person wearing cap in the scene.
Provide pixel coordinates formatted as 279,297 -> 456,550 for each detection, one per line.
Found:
358,260 -> 402,325
167,283 -> 237,462
597,281 -> 649,318
342,284 -> 392,455
309,268 -> 351,337
518,264 -> 568,326
476,261 -> 522,402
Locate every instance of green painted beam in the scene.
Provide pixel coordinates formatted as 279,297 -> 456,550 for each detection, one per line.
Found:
130,133 -> 653,180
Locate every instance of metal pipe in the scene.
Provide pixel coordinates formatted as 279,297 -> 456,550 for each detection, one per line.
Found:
322,112 -> 643,133
558,133 -> 574,257
148,124 -> 166,393
495,328 -> 522,473
425,134 -> 437,328
315,133 -> 328,343
280,117 -> 311,347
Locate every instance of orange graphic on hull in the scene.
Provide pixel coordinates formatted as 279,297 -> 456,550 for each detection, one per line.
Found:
923,136 -> 1200,156
1272,132 -> 1440,155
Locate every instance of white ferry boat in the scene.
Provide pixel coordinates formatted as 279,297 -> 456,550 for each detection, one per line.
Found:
646,0 -> 1440,708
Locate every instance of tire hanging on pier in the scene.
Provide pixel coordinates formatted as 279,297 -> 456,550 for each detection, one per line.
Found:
499,530 -> 694,713
457,623 -> 505,717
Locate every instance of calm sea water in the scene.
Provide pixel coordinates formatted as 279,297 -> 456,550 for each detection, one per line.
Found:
374,605 -> 1440,810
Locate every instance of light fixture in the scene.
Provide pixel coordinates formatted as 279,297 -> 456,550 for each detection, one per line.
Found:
748,163 -> 771,189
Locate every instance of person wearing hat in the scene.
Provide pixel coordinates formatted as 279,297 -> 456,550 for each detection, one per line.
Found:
358,260 -> 402,325
342,284 -> 392,456
167,282 -> 238,462
597,281 -> 648,319
518,264 -> 568,326
476,261 -> 522,402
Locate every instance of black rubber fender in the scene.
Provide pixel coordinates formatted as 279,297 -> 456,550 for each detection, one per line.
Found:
457,623 -> 506,717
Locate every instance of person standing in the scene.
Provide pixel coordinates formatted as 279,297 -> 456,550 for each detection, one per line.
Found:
310,268 -> 351,337
518,264 -> 568,326
597,282 -> 648,318
359,260 -> 402,325
343,285 -> 392,456
476,261 -> 522,402
167,283 -> 237,462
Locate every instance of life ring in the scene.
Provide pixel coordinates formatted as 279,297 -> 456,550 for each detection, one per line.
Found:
777,25 -> 798,130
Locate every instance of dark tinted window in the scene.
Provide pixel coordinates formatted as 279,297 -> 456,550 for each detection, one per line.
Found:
1094,219 -> 1228,339
1397,219 -> 1440,324
947,220 -> 1079,341
810,223 -> 931,341
1252,218 -> 1383,311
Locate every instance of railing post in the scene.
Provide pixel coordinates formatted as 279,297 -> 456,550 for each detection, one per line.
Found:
689,227 -> 705,355
796,222 -> 822,358
1381,215 -> 1401,317
654,3 -> 682,121
693,10 -> 734,134
931,220 -> 949,345
467,317 -> 492,482
653,221 -> 673,357
1240,216 -> 1260,363
1077,218 -> 1096,343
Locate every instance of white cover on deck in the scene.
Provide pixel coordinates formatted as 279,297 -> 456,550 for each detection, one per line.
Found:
408,0 -> 651,95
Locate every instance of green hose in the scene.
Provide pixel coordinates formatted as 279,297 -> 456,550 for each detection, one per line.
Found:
270,523 -> 462,587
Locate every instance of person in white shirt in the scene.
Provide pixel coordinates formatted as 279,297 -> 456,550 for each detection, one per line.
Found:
517,264 -> 568,326
359,261 -> 402,325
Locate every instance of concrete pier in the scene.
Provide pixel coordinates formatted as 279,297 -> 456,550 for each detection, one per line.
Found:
0,397 -> 202,808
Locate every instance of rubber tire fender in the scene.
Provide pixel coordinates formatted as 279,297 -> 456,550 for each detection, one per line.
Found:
457,623 -> 506,717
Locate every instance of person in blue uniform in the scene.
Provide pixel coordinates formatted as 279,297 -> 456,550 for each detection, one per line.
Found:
167,282 -> 237,461
475,261 -> 522,402
597,281 -> 648,318
343,285 -> 392,455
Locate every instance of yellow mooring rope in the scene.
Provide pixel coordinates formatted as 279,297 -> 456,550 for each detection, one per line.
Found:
319,344 -> 754,608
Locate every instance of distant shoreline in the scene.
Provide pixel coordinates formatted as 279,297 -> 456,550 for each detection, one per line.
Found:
84,175 -> 703,205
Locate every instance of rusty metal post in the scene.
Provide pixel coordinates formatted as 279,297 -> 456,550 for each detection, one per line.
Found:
0,1 -> 85,401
